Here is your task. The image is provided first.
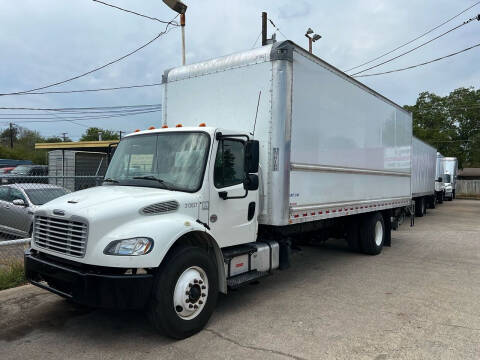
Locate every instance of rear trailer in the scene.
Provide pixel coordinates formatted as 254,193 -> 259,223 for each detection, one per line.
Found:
411,137 -> 437,216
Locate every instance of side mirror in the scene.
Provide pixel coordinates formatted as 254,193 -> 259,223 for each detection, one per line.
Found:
437,177 -> 443,182
13,199 -> 26,207
244,174 -> 259,191
245,140 -> 259,173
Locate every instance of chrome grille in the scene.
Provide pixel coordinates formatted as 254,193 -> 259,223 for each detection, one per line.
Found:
141,200 -> 179,215
33,216 -> 88,257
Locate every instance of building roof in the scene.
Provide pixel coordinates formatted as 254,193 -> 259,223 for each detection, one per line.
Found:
35,140 -> 118,152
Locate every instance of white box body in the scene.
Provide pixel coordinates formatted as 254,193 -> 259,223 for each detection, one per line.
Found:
163,41 -> 413,226
411,137 -> 437,197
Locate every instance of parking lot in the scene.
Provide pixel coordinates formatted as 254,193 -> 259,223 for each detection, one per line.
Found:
0,199 -> 479,359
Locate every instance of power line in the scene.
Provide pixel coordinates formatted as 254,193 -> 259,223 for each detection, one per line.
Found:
0,109 -> 162,124
251,31 -> 262,49
1,82 -> 164,96
268,18 -> 289,40
354,41 -> 480,78
351,14 -> 480,76
0,19 -> 177,96
345,1 -> 480,72
92,0 -> 179,25
0,104 -> 161,111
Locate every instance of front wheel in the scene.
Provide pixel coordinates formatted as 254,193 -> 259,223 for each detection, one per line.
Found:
147,245 -> 218,339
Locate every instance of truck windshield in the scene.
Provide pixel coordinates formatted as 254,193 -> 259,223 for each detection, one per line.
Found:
104,132 -> 210,192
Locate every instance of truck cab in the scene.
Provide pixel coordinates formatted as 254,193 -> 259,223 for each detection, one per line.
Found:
25,126 -> 262,339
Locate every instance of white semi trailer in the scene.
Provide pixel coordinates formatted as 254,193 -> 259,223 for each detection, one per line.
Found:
411,137 -> 437,216
25,41 -> 413,339
441,157 -> 458,200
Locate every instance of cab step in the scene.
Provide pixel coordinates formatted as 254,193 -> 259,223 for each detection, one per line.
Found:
227,270 -> 269,289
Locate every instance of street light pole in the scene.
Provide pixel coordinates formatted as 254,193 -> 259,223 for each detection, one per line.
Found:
162,0 -> 188,65
305,28 -> 321,54
180,13 -> 186,65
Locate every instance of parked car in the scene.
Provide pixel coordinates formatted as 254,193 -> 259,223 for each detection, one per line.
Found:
1,165 -> 48,184
0,167 -> 15,174
0,183 -> 69,238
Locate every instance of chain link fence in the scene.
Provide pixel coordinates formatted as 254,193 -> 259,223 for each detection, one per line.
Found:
0,175 -> 103,267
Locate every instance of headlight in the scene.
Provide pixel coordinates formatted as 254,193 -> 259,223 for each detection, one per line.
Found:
104,237 -> 154,256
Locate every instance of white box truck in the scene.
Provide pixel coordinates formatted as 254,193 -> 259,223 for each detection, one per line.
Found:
411,137 -> 437,216
441,157 -> 458,200
25,41 -> 413,339
435,152 -> 446,203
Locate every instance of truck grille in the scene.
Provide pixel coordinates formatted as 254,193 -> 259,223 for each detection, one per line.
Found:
33,216 -> 88,257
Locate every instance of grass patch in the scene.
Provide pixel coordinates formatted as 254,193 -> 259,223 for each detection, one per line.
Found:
0,259 -> 27,291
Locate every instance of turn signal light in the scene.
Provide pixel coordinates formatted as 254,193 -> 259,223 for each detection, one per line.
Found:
148,126 -> 155,130
176,124 -> 183,128
199,123 -> 206,127
161,124 -> 168,128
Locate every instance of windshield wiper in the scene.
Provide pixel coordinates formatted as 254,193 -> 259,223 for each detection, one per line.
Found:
132,176 -> 172,190
103,178 -> 119,183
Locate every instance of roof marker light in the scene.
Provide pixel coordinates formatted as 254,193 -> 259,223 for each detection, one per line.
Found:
199,123 -> 206,127
148,126 -> 156,130
162,125 -> 168,128
134,129 -> 140,132
176,124 -> 183,128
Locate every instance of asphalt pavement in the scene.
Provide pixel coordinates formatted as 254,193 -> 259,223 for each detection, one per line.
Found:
1,199 -> 479,359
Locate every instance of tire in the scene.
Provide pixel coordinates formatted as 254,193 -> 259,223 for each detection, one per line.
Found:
359,212 -> 385,255
437,193 -> 443,204
447,195 -> 453,201
415,197 -> 425,217
147,245 -> 218,339
429,196 -> 436,209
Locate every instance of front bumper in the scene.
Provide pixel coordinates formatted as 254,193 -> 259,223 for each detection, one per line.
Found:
25,249 -> 154,309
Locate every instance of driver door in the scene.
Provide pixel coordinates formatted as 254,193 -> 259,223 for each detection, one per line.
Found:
208,137 -> 258,248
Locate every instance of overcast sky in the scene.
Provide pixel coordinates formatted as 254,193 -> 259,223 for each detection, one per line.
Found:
1,0 -> 479,140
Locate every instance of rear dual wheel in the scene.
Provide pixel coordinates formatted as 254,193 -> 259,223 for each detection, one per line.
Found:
348,212 -> 385,255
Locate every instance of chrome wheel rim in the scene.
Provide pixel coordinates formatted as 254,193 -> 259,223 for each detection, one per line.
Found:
173,266 -> 208,320
374,220 -> 383,246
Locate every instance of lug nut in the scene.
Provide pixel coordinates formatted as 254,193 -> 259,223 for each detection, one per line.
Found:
201,285 -> 206,289
199,300 -> 203,305
201,293 -> 206,297
185,299 -> 189,303
188,283 -> 193,288
199,280 -> 203,284
194,305 -> 198,309
185,291 -> 189,295
194,279 -> 198,284
189,304 -> 193,308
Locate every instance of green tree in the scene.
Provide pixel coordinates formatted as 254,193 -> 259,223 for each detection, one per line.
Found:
80,127 -> 119,141
404,87 -> 480,168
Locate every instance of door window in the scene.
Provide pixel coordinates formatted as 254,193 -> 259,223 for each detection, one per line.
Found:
0,187 -> 9,202
214,139 -> 245,188
9,188 -> 26,203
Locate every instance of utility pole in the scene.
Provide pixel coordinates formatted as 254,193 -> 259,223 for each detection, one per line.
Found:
62,132 -> 68,142
9,123 -> 14,149
118,131 -> 123,140
262,12 -> 267,46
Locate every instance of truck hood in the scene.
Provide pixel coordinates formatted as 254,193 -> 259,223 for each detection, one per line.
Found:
36,185 -> 199,221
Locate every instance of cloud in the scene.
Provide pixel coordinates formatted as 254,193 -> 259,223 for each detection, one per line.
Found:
0,0 -> 478,139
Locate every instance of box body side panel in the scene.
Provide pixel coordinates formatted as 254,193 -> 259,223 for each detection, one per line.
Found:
411,137 -> 437,197
289,51 -> 412,208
